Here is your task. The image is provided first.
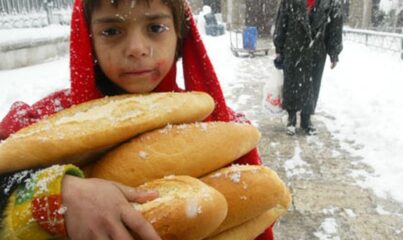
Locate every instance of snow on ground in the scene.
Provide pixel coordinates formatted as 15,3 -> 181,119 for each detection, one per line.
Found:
0,25 -> 70,45
314,217 -> 340,240
318,42 -> 403,203
284,144 -> 314,178
0,58 -> 69,113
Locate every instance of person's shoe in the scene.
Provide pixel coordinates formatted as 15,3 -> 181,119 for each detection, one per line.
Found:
303,125 -> 317,135
301,114 -> 317,135
286,125 -> 296,135
286,111 -> 297,136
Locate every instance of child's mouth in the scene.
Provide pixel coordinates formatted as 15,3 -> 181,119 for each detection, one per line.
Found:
121,70 -> 154,77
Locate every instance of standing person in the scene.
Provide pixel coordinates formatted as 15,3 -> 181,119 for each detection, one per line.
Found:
196,5 -> 212,35
0,0 -> 274,239
273,0 -> 343,135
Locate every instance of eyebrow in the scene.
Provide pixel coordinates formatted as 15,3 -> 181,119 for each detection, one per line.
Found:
144,13 -> 172,21
93,16 -> 125,24
93,13 -> 172,24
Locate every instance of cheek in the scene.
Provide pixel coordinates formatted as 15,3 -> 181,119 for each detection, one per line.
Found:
157,60 -> 168,68
94,41 -> 115,68
98,52 -> 115,75
151,59 -> 174,83
156,59 -> 173,75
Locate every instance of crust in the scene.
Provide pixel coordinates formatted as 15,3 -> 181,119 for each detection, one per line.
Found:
205,207 -> 287,240
90,121 -> 261,186
0,92 -> 214,173
134,175 -> 228,240
201,165 -> 291,236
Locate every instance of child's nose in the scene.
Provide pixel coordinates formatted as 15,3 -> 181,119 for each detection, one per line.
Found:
124,32 -> 150,58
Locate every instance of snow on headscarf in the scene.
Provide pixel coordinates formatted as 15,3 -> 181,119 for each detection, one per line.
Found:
307,0 -> 315,11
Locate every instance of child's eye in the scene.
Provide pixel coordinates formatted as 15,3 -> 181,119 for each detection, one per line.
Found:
148,24 -> 169,33
101,28 -> 122,37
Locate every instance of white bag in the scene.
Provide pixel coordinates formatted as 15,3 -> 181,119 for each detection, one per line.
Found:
262,70 -> 285,116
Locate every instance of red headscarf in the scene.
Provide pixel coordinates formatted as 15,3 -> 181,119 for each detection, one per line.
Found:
307,0 -> 315,11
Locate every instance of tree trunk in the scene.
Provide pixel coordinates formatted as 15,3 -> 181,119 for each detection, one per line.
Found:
245,0 -> 278,36
362,0 -> 373,28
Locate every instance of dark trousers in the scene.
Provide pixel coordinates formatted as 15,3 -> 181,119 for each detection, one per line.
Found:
301,56 -> 326,115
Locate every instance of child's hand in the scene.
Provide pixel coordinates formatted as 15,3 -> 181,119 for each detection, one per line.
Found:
62,175 -> 161,240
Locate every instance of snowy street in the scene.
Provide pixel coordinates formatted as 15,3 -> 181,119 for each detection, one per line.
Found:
209,37 -> 403,238
1,28 -> 403,239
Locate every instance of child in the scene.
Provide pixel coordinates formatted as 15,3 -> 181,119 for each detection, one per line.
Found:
0,0 -> 274,239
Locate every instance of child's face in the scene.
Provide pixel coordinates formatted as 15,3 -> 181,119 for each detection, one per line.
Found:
91,0 -> 178,93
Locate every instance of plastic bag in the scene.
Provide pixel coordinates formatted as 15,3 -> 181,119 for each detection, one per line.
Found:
262,70 -> 285,116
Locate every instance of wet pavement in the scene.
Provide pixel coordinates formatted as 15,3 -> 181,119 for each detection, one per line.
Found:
223,41 -> 403,239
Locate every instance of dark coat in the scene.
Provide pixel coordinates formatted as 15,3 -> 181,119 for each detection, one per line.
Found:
273,0 -> 343,113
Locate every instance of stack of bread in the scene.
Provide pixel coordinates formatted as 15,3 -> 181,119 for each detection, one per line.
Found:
0,92 -> 291,240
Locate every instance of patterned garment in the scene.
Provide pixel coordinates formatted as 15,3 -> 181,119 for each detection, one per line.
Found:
0,165 -> 83,240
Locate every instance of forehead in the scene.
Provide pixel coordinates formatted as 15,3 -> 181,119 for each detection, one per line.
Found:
92,0 -> 173,19
92,0 -> 170,11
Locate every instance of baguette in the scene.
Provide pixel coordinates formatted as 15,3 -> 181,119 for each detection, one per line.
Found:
90,122 -> 261,186
0,92 -> 214,173
201,165 -> 291,236
205,207 -> 287,240
133,175 -> 228,240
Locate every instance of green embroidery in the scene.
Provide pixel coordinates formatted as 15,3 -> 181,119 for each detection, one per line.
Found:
13,165 -> 83,205
15,178 -> 36,205
66,167 -> 84,178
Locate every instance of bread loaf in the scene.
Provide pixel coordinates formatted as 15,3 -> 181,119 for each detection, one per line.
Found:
133,175 -> 228,240
201,165 -> 291,236
0,92 -> 214,173
205,207 -> 287,240
90,122 -> 261,186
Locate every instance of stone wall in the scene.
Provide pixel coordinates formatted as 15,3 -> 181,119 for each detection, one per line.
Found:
0,36 -> 69,70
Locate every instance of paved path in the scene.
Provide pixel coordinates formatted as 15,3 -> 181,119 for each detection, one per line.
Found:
223,47 -> 403,239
